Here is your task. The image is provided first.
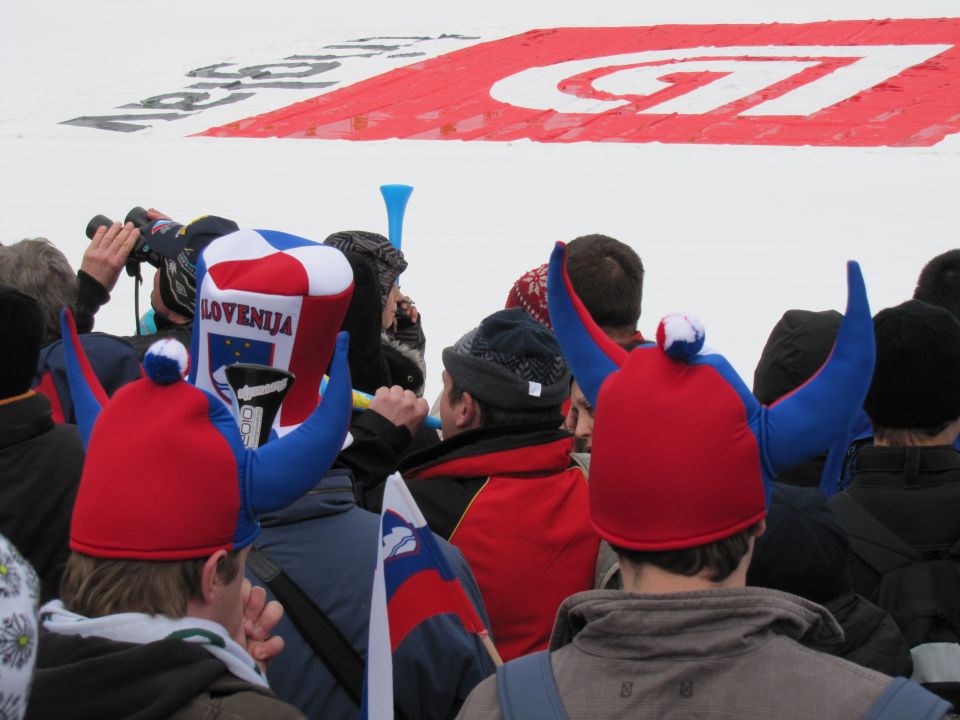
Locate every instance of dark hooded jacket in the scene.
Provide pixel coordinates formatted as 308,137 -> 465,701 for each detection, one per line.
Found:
28,631 -> 304,720
0,392 -> 83,601
361,423 -> 598,663
249,469 -> 494,720
748,483 -> 912,677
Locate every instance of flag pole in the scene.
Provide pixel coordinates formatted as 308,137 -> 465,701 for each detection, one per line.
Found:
479,632 -> 504,667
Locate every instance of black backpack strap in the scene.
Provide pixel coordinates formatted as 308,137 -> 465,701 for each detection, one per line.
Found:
246,547 -> 367,708
496,651 -> 570,720
831,493 -> 922,576
863,677 -> 952,719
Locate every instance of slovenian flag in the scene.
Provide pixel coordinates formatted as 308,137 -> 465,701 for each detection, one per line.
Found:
361,473 -> 495,720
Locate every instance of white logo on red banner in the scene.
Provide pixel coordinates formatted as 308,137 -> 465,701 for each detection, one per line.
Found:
202,21 -> 960,147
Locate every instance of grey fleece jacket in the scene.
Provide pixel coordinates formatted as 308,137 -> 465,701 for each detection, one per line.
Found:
457,587 -> 899,720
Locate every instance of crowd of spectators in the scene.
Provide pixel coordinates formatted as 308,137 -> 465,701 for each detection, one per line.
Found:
2,209 -> 960,719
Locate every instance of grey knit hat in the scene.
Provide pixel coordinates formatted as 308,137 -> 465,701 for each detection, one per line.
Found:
442,308 -> 570,409
323,231 -> 407,308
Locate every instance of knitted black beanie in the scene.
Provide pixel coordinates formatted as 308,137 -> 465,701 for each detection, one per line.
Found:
865,300 -> 960,429
0,284 -> 44,398
158,215 -> 239,319
442,308 -> 570,409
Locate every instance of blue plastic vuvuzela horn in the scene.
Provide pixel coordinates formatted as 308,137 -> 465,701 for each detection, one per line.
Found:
380,184 -> 413,250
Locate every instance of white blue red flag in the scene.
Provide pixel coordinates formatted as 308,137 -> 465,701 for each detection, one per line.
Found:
362,473 -> 491,720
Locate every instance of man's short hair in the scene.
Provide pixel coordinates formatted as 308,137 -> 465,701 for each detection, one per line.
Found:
447,379 -> 562,428
59,550 -> 241,619
0,239 -> 76,345
611,523 -> 758,583
565,234 -> 644,332
914,249 -> 960,321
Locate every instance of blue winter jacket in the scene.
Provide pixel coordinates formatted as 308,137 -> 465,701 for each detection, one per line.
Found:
248,469 -> 496,720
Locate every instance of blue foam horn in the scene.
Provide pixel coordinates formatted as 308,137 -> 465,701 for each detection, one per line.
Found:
546,242 -> 628,407
762,261 -> 875,475
250,331 -> 354,515
380,184 -> 413,250
60,308 -> 108,448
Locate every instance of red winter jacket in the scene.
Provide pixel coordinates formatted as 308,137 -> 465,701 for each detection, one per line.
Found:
395,424 -> 599,662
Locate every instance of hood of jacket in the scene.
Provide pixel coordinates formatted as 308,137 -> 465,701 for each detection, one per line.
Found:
29,631 -> 229,720
401,423 -> 572,480
550,587 -> 845,660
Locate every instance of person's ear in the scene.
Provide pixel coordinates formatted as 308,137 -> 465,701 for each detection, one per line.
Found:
456,391 -> 482,429
752,520 -> 767,539
200,550 -> 228,604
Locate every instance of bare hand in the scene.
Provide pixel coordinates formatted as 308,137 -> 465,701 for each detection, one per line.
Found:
80,221 -> 140,292
240,579 -> 285,672
369,385 -> 428,436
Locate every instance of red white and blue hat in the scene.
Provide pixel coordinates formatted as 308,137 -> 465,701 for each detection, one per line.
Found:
189,229 -> 354,433
59,309 -> 353,560
546,242 -> 875,551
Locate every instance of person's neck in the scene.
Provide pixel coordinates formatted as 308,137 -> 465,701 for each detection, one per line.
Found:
874,418 -> 960,448
619,557 -> 749,595
601,326 -> 640,346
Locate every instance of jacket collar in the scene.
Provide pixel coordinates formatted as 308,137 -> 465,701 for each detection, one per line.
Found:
551,587 -> 843,660
259,468 -> 356,527
0,392 -> 54,449
400,422 -> 573,480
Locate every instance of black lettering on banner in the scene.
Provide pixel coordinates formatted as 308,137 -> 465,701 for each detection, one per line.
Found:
189,80 -> 337,90
187,61 -> 341,80
60,113 -> 193,132
349,35 -> 433,42
120,90 -> 253,112
620,682 -> 633,698
324,44 -> 406,51
61,33 -> 480,132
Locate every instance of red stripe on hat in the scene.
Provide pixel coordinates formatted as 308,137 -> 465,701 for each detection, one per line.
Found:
281,283 -> 354,427
208,253 -> 311,295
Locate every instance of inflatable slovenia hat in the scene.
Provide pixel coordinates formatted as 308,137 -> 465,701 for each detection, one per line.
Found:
546,243 -> 875,551
189,229 -> 353,433
59,309 -> 353,560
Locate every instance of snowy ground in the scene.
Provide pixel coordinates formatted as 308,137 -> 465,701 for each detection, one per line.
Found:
3,1 -> 960,401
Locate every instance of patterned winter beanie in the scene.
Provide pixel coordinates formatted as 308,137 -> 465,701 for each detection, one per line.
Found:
158,215 -> 240,319
323,231 -> 407,307
442,307 -> 570,410
0,534 -> 39,720
505,263 -> 551,330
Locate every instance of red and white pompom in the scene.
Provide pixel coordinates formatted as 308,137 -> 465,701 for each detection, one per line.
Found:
656,313 -> 706,361
143,339 -> 190,385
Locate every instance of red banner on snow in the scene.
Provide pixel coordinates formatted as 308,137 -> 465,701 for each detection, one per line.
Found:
202,19 -> 960,147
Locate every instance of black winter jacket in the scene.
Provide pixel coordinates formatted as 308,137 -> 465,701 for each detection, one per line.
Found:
0,393 -> 83,600
28,632 -> 304,719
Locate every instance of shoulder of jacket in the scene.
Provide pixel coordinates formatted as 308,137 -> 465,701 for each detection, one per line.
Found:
177,680 -> 306,720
